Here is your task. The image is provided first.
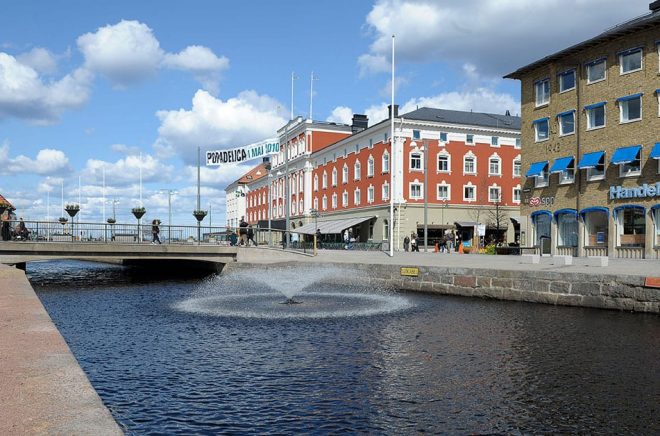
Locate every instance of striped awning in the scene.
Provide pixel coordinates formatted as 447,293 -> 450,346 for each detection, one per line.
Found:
295,216 -> 374,235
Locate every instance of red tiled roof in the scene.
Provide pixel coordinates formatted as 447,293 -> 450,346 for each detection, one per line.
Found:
237,163 -> 270,184
0,194 -> 14,209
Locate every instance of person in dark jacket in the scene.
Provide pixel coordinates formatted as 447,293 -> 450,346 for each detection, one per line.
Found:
151,219 -> 161,244
239,217 -> 248,246
247,226 -> 256,246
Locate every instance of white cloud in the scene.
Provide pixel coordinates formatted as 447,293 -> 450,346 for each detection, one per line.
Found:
77,20 -> 164,86
400,88 -> 519,116
0,143 -> 71,175
16,47 -> 58,75
82,154 -> 175,186
0,53 -> 92,123
156,89 -> 286,163
360,0 -> 651,76
163,45 -> 229,94
326,106 -> 353,124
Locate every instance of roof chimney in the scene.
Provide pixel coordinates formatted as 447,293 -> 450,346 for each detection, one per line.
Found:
388,104 -> 399,119
505,110 -> 511,116
651,0 -> 660,11
351,114 -> 368,134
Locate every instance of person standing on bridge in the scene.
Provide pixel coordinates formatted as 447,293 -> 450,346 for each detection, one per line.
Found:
1,211 -> 11,241
239,217 -> 248,246
151,219 -> 162,244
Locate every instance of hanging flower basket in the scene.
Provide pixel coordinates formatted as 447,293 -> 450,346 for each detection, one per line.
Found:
58,217 -> 68,224
131,207 -> 146,220
64,204 -> 80,218
107,218 -> 116,224
192,209 -> 208,222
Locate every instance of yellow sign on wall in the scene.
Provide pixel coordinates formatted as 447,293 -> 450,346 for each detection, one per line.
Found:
400,267 -> 419,277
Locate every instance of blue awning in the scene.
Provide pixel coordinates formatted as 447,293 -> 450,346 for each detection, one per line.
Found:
532,117 -> 549,125
557,110 -> 575,117
651,204 -> 660,211
616,93 -> 643,102
577,151 -> 604,169
611,145 -> 641,164
526,161 -> 548,177
579,206 -> 609,220
550,156 -> 574,173
584,101 -> 606,110
530,210 -> 552,219
554,208 -> 577,223
650,142 -> 660,159
613,204 -> 645,219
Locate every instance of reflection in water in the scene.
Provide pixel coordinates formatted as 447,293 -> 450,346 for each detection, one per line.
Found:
30,260 -> 660,435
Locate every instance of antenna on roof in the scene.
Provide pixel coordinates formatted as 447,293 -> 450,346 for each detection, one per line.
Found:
505,110 -> 511,116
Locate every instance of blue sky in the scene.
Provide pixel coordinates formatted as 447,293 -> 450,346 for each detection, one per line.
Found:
0,0 -> 650,225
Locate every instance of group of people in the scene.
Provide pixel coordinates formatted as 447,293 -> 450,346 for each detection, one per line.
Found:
403,234 -> 420,252
404,231 -> 457,253
343,228 -> 355,250
1,211 -> 29,241
229,217 -> 256,247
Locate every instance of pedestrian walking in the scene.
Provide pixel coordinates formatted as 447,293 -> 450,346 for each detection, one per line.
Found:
403,235 -> 410,252
247,226 -> 256,246
315,228 -> 322,249
151,219 -> 161,244
239,217 -> 248,246
1,210 -> 11,241
411,234 -> 419,252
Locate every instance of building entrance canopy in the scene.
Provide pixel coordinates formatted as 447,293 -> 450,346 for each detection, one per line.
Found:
295,216 -> 374,235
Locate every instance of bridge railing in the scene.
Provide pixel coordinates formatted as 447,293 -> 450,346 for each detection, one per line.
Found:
1,220 -> 232,245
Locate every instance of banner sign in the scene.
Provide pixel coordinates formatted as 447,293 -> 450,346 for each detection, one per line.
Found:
206,138 -> 280,166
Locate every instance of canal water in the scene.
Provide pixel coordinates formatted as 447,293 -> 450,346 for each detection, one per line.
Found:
31,260 -> 659,435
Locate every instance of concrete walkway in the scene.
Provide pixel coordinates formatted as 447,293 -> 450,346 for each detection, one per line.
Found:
238,247 -> 660,279
0,265 -> 123,435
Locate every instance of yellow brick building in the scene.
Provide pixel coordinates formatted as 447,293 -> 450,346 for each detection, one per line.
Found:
505,2 -> 660,259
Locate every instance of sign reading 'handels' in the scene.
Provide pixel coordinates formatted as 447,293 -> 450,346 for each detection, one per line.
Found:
206,138 -> 280,166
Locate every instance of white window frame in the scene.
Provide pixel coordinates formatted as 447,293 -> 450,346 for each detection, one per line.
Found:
587,162 -> 605,181
439,132 -> 448,143
515,138 -> 522,149
488,154 -> 501,176
354,188 -> 361,205
463,183 -> 476,202
367,185 -> 374,203
513,156 -> 521,177
619,95 -> 642,123
313,174 -> 318,191
367,156 -> 374,177
313,197 -> 318,210
332,193 -> 337,209
558,111 -> 576,136
466,134 -> 475,145
619,48 -> 643,75
619,152 -> 641,178
342,164 -> 349,184
513,185 -> 521,204
559,162 -> 575,185
437,182 -> 450,201
382,182 -> 390,201
587,58 -> 606,84
354,160 -> 361,180
437,152 -> 450,173
535,167 -> 549,188
558,69 -> 576,93
534,118 -> 550,142
463,152 -> 476,175
332,168 -> 337,186
322,195 -> 327,211
534,78 -> 550,106
410,151 -> 422,171
586,104 -> 606,130
488,185 -> 501,203
342,191 -> 348,207
382,151 -> 390,173
491,136 -> 499,147
409,182 -> 423,200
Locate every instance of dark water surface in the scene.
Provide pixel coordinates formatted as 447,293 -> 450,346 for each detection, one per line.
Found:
30,260 -> 659,435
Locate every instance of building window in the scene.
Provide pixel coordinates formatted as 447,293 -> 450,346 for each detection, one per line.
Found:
410,183 -> 423,199
367,185 -> 374,203
332,168 -> 337,186
586,103 -> 606,129
299,199 -> 303,213
367,156 -> 374,177
322,171 -> 328,189
410,152 -> 422,171
437,184 -> 450,201
534,118 -> 549,141
342,191 -> 348,207
354,160 -> 361,180
619,154 -> 641,177
322,196 -> 327,210
513,186 -> 521,203
413,130 -> 421,140
354,189 -> 361,205
463,184 -> 476,202
584,209 -> 608,247
534,78 -> 550,106
466,134 -> 474,145
313,174 -> 318,191
515,138 -> 521,149
382,182 -> 390,201
491,136 -> 499,146
488,186 -> 501,203
559,162 -> 575,184
382,152 -> 390,173
558,111 -> 575,135
383,219 -> 389,241
587,162 -> 605,181
558,69 -> 576,92
513,158 -> 521,177
332,193 -> 337,209
587,58 -> 606,84
620,47 -> 643,74
437,153 -> 450,172
654,208 -> 660,247
489,155 -> 501,176
464,154 -> 476,174
342,164 -> 349,184
557,213 -> 578,247
313,198 -> 318,210
440,132 -> 448,142
618,208 -> 645,247
535,166 -> 549,188
619,94 -> 642,123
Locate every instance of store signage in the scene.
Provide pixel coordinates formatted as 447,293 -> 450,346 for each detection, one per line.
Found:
526,196 -> 555,207
206,138 -> 280,166
609,182 -> 660,200
400,267 -> 419,277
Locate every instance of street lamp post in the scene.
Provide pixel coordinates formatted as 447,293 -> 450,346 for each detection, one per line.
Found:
309,208 -> 319,255
423,140 -> 429,252
160,189 -> 177,243
284,122 -> 290,249
268,171 -> 273,247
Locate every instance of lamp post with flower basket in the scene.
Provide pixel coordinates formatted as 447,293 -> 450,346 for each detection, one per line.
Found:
64,204 -> 79,241
131,206 -> 146,243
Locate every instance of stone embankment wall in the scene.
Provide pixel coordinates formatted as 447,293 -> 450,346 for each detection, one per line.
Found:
226,262 -> 659,313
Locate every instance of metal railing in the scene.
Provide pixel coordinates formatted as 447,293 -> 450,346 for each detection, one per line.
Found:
0,220 -> 231,245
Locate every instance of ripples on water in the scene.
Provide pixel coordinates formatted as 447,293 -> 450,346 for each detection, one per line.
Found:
30,260 -> 660,435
